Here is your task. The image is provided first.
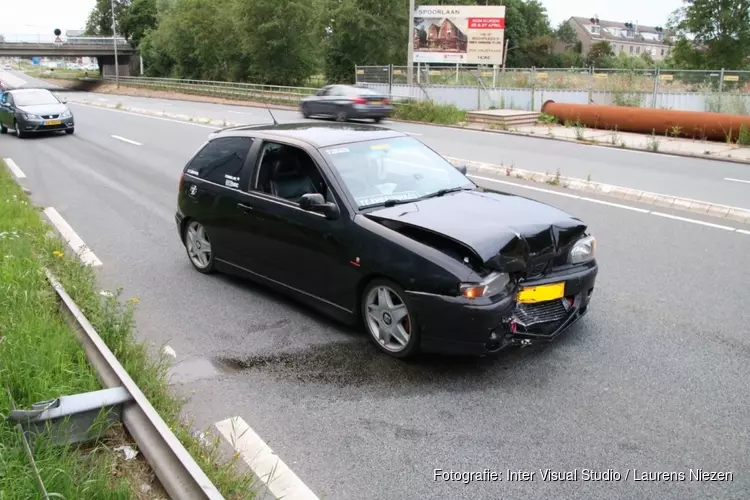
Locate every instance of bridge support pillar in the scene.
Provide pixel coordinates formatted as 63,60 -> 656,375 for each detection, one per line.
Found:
97,54 -> 137,78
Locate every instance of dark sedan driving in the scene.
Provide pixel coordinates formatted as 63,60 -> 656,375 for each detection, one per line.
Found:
0,88 -> 75,137
175,122 -> 598,358
300,85 -> 392,123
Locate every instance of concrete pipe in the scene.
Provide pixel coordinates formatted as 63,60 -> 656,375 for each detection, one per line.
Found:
541,100 -> 750,142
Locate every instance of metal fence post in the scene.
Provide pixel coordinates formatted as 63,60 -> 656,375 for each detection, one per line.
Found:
477,66 -> 481,110
652,67 -> 660,108
588,65 -> 594,104
531,67 -> 536,111
718,68 -> 725,113
388,64 -> 392,96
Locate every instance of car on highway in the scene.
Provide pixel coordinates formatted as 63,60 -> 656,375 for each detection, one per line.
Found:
0,88 -> 74,137
2,65 -> 12,70
300,84 -> 392,123
175,122 -> 598,358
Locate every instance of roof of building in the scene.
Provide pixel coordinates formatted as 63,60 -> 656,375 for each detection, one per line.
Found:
212,122 -> 406,148
569,16 -> 671,45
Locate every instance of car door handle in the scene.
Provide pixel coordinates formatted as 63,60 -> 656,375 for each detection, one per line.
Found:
237,203 -> 254,213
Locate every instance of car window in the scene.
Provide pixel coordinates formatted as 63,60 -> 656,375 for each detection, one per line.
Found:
253,142 -> 330,204
321,136 -> 474,209
316,87 -> 331,96
185,136 -> 253,187
13,90 -> 59,106
0,93 -> 7,105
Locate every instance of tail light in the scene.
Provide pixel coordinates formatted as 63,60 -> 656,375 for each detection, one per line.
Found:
353,97 -> 367,105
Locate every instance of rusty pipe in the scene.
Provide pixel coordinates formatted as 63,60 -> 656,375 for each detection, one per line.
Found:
541,100 -> 750,142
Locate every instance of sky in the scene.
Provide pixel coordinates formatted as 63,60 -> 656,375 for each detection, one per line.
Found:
0,0 -> 684,38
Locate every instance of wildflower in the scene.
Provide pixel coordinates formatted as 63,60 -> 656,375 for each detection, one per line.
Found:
52,250 -> 64,258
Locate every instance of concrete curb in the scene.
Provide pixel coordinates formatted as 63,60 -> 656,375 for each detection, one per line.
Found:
67,98 -> 750,225
444,157 -> 750,224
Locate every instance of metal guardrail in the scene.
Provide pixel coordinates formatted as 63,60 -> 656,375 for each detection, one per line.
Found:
103,75 -> 321,102
27,270 -> 226,499
1,34 -> 129,45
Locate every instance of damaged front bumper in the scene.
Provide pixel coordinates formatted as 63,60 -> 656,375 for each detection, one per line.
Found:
406,261 -> 598,356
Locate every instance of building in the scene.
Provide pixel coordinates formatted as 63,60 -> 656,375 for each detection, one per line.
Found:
413,19 -> 468,52
561,16 -> 673,61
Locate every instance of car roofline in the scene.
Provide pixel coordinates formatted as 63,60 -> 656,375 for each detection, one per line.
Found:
209,123 -> 408,148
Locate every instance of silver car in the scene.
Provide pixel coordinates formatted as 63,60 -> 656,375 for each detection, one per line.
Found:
0,88 -> 74,138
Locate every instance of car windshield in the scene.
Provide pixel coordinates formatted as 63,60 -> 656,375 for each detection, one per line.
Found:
14,90 -> 59,106
321,136 -> 474,209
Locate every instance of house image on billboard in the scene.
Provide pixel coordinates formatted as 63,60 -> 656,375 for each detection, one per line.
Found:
413,18 -> 468,52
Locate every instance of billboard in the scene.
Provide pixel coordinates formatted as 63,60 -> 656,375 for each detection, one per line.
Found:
412,5 -> 506,65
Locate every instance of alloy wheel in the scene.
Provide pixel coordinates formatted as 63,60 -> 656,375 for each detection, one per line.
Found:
364,285 -> 412,353
185,220 -> 212,270
336,110 -> 347,122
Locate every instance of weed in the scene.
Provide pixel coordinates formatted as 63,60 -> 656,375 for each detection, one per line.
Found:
647,129 -> 660,152
538,113 -> 558,124
573,121 -> 585,140
114,102 -> 122,109
546,168 -> 562,185
670,125 -> 682,138
610,126 -> 620,145
737,124 -> 750,146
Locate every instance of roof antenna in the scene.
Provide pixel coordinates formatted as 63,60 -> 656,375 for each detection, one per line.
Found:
264,102 -> 279,126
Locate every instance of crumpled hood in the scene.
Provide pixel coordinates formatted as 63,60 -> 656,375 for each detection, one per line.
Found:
17,103 -> 69,116
365,189 -> 588,273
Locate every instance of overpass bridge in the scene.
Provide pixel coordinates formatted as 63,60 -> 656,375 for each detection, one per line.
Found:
0,34 -> 139,76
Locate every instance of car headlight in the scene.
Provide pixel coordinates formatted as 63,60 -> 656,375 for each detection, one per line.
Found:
568,235 -> 596,264
459,272 -> 510,299
23,113 -> 41,120
60,109 -> 72,118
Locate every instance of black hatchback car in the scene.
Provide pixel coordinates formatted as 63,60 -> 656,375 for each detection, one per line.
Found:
176,123 -> 598,358
0,88 -> 74,137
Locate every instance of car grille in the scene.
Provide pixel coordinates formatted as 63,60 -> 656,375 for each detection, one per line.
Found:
524,260 -> 550,279
41,114 -> 60,119
513,299 -> 568,327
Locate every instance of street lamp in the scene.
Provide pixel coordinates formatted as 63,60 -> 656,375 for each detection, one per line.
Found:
110,0 -> 120,88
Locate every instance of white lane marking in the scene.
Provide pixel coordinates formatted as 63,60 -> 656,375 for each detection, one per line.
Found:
43,207 -> 103,267
724,177 -> 750,184
578,196 -> 651,214
111,134 -> 143,146
215,417 -> 320,500
97,98 -> 108,101
650,212 -> 738,231
3,158 -> 26,179
469,174 -> 749,235
229,111 -> 254,115
68,102 -> 219,129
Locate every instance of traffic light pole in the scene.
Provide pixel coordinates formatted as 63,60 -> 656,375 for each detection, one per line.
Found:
110,0 -> 120,88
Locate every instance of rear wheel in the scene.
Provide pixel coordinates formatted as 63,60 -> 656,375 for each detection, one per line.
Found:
361,279 -> 421,358
183,220 -> 215,274
300,104 -> 311,118
335,108 -> 348,122
373,117 -> 382,124
0,123 -> 6,134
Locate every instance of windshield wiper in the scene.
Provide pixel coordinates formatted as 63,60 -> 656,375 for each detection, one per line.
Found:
359,198 -> 419,210
419,186 -> 472,200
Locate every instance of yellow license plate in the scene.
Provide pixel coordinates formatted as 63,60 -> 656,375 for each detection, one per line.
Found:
371,100 -> 382,105
45,120 -> 62,126
517,282 -> 565,304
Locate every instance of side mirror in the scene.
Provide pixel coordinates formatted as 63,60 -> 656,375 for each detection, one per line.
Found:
299,193 -> 340,220
456,164 -> 468,175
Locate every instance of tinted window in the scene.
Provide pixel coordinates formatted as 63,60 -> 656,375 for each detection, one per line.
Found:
254,142 -> 330,204
185,137 -> 253,187
13,90 -> 59,106
344,86 -> 378,96
321,136 -> 473,209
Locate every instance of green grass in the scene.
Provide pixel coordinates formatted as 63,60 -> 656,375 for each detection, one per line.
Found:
391,100 -> 466,125
0,161 -> 256,498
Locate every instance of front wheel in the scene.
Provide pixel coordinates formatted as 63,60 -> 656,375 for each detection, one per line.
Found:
373,117 -> 382,124
335,109 -> 348,122
361,279 -> 421,358
183,220 -> 215,274
14,121 -> 25,139
0,123 -> 6,134
300,105 -> 311,118
65,128 -> 75,135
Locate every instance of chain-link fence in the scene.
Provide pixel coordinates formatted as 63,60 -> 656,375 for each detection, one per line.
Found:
355,65 -> 750,113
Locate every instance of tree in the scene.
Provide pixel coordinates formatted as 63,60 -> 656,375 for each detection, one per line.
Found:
119,0 -> 157,48
668,0 -> 750,69
85,0 -> 131,36
556,21 -> 577,48
587,41 -> 614,67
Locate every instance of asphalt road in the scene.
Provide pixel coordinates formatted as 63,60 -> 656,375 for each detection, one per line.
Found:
2,86 -> 749,498
48,89 -> 750,211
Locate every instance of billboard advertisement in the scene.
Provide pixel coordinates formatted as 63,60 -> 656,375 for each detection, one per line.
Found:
412,5 -> 506,65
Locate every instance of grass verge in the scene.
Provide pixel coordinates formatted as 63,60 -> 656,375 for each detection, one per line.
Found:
0,161 -> 255,498
392,99 -> 466,125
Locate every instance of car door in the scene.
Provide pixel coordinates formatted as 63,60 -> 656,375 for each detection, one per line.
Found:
179,136 -> 256,264
230,139 -> 359,310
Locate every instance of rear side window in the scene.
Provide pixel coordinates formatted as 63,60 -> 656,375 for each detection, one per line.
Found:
185,137 -> 253,187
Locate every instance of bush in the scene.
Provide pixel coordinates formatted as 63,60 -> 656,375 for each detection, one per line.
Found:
392,100 -> 466,125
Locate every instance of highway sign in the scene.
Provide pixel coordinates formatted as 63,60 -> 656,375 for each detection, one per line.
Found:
54,37 -> 64,47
